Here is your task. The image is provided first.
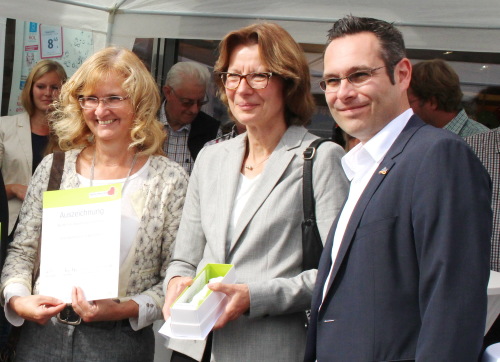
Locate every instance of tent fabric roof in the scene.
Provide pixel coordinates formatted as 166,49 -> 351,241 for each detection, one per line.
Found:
2,0 -> 500,52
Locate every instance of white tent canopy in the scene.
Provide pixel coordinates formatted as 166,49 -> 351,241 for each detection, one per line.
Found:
1,0 -> 500,53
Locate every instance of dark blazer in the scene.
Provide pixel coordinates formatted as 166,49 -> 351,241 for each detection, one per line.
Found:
187,111 -> 220,161
305,115 -> 492,361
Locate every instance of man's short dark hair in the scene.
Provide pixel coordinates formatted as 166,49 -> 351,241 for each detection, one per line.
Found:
327,15 -> 406,84
410,59 -> 463,112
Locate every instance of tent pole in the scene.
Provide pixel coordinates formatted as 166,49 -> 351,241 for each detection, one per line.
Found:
106,0 -> 127,46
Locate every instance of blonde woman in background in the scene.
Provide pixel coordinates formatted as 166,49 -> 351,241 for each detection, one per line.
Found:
0,60 -> 67,239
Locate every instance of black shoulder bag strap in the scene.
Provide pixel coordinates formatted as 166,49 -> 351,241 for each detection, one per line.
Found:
47,151 -> 65,192
302,138 -> 331,271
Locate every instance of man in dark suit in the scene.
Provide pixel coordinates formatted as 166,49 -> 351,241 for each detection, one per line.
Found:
305,15 -> 492,361
160,62 -> 221,175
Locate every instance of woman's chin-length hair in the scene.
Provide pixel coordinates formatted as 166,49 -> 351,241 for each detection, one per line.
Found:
214,22 -> 315,127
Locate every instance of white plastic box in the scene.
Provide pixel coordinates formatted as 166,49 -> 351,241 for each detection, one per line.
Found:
166,263 -> 236,340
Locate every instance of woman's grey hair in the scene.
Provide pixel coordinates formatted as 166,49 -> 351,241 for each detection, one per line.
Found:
165,61 -> 210,89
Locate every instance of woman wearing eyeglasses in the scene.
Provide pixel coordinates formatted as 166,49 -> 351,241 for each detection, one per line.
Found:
163,23 -> 349,362
0,47 -> 188,361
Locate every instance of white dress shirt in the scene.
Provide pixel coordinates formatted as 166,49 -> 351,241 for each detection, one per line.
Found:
322,108 -> 413,302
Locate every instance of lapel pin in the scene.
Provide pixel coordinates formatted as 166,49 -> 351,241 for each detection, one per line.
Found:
378,167 -> 388,175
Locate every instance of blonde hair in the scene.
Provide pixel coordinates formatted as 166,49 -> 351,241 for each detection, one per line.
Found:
214,22 -> 315,126
21,60 -> 67,116
51,47 -> 164,156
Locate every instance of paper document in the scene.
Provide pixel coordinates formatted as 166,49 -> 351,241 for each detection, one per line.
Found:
39,184 -> 122,303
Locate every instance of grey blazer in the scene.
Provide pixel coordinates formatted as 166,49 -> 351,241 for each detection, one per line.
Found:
165,126 -> 349,361
0,112 -> 33,234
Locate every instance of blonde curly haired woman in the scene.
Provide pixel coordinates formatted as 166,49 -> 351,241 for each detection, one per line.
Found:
1,47 -> 188,361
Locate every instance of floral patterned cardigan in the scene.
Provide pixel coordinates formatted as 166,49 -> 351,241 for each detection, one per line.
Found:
0,149 -> 188,321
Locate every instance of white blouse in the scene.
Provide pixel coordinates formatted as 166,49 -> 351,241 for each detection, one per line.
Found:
226,173 -> 261,244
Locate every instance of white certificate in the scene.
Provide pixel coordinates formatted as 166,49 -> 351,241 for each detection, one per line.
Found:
39,184 -> 122,303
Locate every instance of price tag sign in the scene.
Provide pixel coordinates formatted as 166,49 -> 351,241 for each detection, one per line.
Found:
39,25 -> 63,58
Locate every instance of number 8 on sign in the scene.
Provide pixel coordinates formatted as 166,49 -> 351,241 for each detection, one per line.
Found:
40,25 -> 63,59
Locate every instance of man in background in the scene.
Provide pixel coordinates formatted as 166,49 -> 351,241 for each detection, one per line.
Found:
466,127 -> 500,347
408,58 -> 488,137
204,120 -> 246,147
161,62 -> 221,174
467,127 -> 500,273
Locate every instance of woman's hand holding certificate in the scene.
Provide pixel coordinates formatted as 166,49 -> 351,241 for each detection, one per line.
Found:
70,286 -> 138,322
8,295 -> 65,325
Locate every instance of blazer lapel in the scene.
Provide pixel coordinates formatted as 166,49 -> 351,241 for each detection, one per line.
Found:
17,113 -> 33,171
228,126 -> 307,254
323,115 -> 425,296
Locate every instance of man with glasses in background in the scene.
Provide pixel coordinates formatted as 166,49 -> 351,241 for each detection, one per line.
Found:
161,62 -> 221,175
305,15 -> 492,361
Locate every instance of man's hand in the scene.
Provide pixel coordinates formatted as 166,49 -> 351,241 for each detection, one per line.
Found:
208,283 -> 250,330
8,295 -> 65,325
163,276 -> 193,320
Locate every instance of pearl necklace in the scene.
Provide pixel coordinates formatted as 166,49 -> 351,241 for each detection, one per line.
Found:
89,147 -> 138,193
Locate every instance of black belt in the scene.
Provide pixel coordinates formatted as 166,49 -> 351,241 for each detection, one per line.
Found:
57,305 -> 130,329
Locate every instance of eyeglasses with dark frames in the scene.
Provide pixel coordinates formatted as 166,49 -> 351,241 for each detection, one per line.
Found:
219,72 -> 273,90
171,88 -> 209,108
78,95 -> 130,110
319,66 -> 386,93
